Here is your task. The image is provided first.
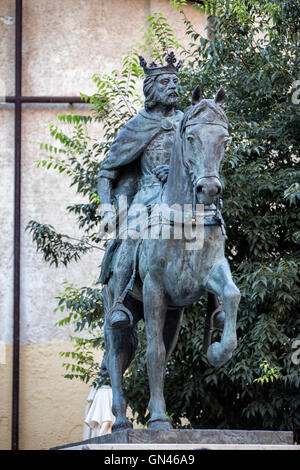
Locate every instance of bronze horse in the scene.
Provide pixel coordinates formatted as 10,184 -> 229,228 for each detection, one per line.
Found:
101,87 -> 240,432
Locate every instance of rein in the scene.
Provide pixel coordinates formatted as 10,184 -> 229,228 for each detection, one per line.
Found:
180,116 -> 228,236
149,109 -> 228,238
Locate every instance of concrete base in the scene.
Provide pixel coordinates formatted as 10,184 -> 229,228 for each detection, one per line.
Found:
60,443 -> 300,450
51,429 -> 296,450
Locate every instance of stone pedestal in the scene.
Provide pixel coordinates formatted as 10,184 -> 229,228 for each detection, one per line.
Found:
51,429 -> 297,450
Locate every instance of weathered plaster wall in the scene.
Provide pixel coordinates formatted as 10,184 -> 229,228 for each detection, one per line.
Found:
0,0 -> 15,97
0,345 -> 12,450
0,0 -> 206,450
21,107 -> 103,344
0,109 -> 15,346
1,341 -> 99,450
18,339 -> 101,450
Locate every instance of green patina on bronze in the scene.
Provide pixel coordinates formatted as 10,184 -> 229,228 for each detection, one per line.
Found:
97,53 -> 240,432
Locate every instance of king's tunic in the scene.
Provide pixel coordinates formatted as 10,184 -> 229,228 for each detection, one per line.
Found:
98,108 -> 183,210
97,108 -> 183,283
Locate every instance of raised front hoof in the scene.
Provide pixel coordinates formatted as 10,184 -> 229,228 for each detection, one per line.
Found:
147,418 -> 173,431
207,341 -> 233,367
112,419 -> 133,433
109,310 -> 131,329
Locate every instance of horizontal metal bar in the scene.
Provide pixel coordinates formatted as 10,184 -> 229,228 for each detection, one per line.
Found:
5,96 -> 89,103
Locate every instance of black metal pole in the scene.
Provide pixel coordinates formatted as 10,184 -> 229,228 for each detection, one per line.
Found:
8,2 -> 91,450
12,0 -> 22,451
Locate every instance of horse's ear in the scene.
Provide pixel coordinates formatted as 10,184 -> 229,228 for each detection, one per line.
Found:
191,85 -> 202,105
214,87 -> 226,106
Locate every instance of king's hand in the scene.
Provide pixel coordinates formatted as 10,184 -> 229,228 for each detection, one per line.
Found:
96,210 -> 117,241
153,164 -> 169,183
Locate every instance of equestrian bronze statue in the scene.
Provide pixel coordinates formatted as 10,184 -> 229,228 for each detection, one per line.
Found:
97,53 -> 240,432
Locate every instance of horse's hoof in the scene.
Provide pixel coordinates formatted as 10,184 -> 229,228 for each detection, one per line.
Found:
112,419 -> 133,433
207,341 -> 232,367
109,310 -> 130,329
147,418 -> 173,430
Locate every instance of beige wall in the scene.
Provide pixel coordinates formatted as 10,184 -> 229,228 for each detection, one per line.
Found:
1,342 -> 98,450
0,345 -> 12,450
0,0 -> 206,450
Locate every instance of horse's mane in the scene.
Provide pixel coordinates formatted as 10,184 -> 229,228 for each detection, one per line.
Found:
180,99 -> 228,135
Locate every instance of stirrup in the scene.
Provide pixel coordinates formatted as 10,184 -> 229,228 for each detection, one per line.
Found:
107,300 -> 133,329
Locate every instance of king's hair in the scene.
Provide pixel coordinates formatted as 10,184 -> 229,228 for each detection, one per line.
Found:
143,75 -> 158,110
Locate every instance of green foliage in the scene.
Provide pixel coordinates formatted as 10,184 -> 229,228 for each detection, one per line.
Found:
27,0 -> 300,432
170,0 -> 217,15
88,51 -> 143,138
54,282 -> 105,384
26,221 -> 94,267
253,360 -> 282,385
59,339 -> 100,384
138,12 -> 181,61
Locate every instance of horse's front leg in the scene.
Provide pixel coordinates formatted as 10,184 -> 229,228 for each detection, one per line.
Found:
205,258 -> 241,367
143,273 -> 172,430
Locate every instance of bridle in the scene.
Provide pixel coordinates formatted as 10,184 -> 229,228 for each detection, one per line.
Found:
181,117 -> 228,235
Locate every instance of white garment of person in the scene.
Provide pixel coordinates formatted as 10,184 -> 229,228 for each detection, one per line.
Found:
84,385 -> 115,438
83,386 -> 97,440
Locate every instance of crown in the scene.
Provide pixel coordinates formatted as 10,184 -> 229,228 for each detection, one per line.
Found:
139,51 -> 182,77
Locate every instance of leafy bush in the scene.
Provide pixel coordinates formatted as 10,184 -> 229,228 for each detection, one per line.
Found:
27,0 -> 300,433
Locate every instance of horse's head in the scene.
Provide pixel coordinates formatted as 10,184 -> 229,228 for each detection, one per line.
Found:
180,86 -> 230,206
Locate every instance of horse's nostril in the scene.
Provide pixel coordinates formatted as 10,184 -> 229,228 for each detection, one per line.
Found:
196,184 -> 203,193
196,179 -> 222,199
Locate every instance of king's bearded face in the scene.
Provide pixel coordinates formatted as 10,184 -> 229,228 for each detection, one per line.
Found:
153,73 -> 179,107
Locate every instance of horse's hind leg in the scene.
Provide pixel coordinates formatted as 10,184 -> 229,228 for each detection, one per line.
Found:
108,326 -> 138,432
143,273 -> 172,430
102,284 -> 139,432
205,258 -> 241,367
